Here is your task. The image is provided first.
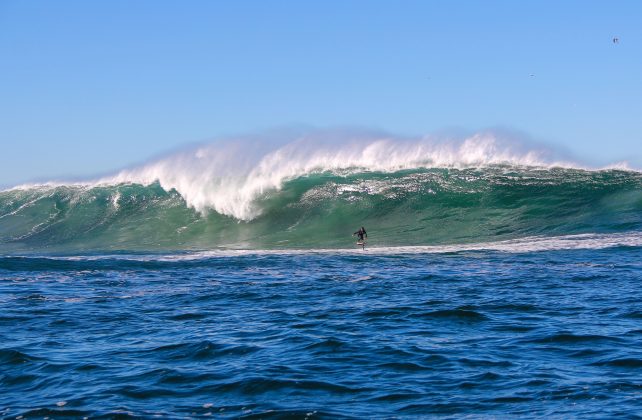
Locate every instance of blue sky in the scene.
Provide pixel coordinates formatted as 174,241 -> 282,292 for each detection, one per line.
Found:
1,0 -> 641,186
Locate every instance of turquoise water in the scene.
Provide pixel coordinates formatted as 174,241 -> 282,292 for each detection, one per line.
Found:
2,167 -> 641,253
2,164 -> 642,418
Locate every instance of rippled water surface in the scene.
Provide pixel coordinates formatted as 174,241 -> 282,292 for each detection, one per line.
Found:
2,247 -> 642,418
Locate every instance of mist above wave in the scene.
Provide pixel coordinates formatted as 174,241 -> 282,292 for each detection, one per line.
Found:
98,129 -> 572,220
2,158 -> 641,253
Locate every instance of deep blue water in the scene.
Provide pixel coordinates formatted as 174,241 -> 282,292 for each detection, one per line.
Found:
2,246 -> 642,419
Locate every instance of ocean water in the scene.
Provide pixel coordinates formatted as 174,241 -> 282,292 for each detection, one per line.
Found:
2,246 -> 642,419
2,134 -> 642,418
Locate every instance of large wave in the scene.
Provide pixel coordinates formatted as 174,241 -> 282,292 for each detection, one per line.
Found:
2,130 -> 641,253
103,130 -> 574,220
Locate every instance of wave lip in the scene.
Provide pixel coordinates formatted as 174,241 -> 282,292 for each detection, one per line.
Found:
1,131 -> 641,253
1,130 -> 577,220
102,132 -> 574,220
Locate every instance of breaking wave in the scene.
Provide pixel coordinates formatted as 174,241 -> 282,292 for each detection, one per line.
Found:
1,130 -> 641,253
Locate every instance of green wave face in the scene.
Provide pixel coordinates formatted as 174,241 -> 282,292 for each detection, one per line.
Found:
1,167 -> 641,253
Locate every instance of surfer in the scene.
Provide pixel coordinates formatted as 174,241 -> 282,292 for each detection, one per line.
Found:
353,227 -> 367,249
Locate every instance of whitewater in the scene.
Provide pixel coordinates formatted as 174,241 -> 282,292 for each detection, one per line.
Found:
2,130 -> 640,253
103,131 -> 560,220
3,130 -> 642,418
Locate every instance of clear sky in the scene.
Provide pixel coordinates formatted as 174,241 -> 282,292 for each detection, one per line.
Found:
1,0 -> 641,186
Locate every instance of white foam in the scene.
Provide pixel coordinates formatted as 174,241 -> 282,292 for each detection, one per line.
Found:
99,131 -> 577,220
51,231 -> 642,261
4,130 -> 636,220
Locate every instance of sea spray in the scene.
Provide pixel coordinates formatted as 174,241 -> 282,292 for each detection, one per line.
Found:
1,166 -> 640,253
102,131 -> 568,219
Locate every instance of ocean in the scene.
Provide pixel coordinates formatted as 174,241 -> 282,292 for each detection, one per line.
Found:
2,134 -> 642,418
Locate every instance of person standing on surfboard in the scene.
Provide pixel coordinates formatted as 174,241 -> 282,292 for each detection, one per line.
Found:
353,227 -> 367,247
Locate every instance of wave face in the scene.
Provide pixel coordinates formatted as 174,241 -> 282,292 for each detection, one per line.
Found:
2,132 -> 641,253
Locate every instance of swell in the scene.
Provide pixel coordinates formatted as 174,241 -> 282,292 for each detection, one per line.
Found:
10,131 -> 582,221
1,166 -> 641,253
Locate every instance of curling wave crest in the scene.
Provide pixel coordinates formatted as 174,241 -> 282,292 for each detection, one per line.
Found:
2,130 -> 641,253
102,131 -> 569,220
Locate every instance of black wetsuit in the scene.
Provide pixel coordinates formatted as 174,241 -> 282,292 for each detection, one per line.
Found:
354,228 -> 367,241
